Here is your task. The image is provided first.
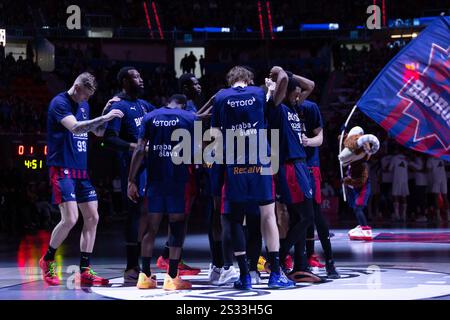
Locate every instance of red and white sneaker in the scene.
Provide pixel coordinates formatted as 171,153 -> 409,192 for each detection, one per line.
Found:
284,255 -> 294,271
177,260 -> 201,276
308,254 -> 325,268
348,225 -> 373,241
39,256 -> 60,286
80,267 -> 109,286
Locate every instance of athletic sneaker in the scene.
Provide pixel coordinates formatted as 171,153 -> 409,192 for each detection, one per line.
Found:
156,256 -> 201,275
249,270 -> 262,285
234,274 -> 252,290
284,255 -> 294,271
208,264 -> 222,285
308,254 -> 325,268
39,257 -> 60,286
178,260 -> 201,275
348,225 -> 373,241
217,266 -> 239,285
124,267 -> 140,284
325,260 -> 340,279
268,270 -> 295,289
136,272 -> 157,289
163,273 -> 192,291
287,268 -> 326,283
80,267 -> 109,285
257,256 -> 267,273
156,256 -> 169,271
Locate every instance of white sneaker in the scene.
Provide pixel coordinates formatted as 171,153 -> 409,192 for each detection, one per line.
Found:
348,225 -> 373,241
217,266 -> 239,285
208,265 -> 222,285
250,271 -> 261,285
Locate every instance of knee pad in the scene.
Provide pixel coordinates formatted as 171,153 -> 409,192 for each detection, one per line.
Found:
168,220 -> 185,247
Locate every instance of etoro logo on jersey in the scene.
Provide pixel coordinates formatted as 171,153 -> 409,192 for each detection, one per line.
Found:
153,117 -> 180,127
227,97 -> 256,108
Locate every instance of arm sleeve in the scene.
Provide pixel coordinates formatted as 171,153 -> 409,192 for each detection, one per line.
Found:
105,105 -> 122,133
103,129 -> 131,152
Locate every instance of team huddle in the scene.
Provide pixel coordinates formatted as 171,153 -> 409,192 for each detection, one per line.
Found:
40,65 -> 343,291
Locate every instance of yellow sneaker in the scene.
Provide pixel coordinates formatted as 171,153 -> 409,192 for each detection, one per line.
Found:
257,256 -> 267,273
136,272 -> 157,289
163,273 -> 192,291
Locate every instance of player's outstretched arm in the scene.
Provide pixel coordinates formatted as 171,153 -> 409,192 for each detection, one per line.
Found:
127,137 -> 147,203
61,109 -> 124,135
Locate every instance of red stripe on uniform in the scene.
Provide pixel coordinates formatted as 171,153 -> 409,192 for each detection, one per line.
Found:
286,163 -> 304,203
356,183 -> 367,207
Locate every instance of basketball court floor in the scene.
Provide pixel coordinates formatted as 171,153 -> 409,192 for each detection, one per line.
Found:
1,226 -> 450,300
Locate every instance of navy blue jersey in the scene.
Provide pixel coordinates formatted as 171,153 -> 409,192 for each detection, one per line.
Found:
266,99 -> 306,163
185,100 -> 198,113
139,107 -> 197,183
211,86 -> 269,166
295,100 -> 323,167
47,92 -> 90,170
106,93 -> 155,143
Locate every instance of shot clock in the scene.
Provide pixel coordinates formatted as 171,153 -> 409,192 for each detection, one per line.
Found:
13,142 -> 47,171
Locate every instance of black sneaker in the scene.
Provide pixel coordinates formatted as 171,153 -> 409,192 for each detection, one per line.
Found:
287,267 -> 327,283
326,260 -> 340,279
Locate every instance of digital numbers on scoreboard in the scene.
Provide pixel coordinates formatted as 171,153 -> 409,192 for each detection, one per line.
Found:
14,142 -> 47,171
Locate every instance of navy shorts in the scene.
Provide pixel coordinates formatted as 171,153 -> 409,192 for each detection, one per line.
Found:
223,165 -> 275,203
50,167 -> 97,204
146,181 -> 189,214
276,161 -> 313,205
347,181 -> 371,209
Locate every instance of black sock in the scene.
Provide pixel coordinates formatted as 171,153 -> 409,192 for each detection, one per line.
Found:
306,239 -> 315,259
162,242 -> 170,259
235,254 -> 249,278
212,241 -> 224,268
80,252 -> 91,271
168,259 -> 179,278
44,246 -> 57,261
142,257 -> 152,277
268,252 -> 280,273
126,244 -> 139,270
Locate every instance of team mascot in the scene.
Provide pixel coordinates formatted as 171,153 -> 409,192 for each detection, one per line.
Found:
338,126 -> 380,241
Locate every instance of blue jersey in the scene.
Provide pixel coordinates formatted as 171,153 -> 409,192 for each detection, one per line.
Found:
185,100 -> 198,113
47,92 -> 89,170
139,107 -> 197,184
266,99 -> 306,163
106,92 -> 155,143
211,86 -> 268,166
296,100 -> 323,167
106,93 -> 155,197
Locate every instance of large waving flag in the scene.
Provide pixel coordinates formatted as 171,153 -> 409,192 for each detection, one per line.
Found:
356,16 -> 450,161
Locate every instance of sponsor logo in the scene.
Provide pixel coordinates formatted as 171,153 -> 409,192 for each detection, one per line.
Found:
227,97 -> 256,108
153,117 -> 180,127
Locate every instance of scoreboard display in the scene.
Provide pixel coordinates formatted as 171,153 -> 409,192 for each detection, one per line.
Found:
10,140 -> 47,171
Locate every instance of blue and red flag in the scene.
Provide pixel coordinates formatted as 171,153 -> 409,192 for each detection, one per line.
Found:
357,16 -> 450,161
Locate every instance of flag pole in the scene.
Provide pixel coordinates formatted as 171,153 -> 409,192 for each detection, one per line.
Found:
339,104 -> 358,202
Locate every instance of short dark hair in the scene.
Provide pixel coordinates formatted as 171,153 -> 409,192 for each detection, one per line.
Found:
117,66 -> 136,86
179,73 -> 196,90
169,94 -> 187,105
287,77 -> 300,93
